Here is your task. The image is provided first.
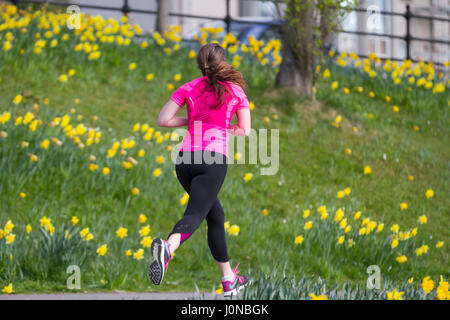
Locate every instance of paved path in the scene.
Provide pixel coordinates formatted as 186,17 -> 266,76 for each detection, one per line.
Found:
0,291 -> 231,300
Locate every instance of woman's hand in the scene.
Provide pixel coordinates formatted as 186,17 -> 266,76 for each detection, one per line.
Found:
229,123 -> 247,136
229,109 -> 251,136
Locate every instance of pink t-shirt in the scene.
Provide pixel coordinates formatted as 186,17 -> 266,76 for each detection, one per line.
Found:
170,76 -> 250,158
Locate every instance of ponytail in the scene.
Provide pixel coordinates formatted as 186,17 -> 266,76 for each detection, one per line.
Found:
197,43 -> 247,109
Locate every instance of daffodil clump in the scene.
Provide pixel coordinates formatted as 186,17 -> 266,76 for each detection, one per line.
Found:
191,27 -> 281,68
0,95 -> 190,292
319,50 -> 448,124
1,212 -> 160,293
240,269 -> 449,300
325,50 -> 447,93
0,3 -> 278,81
0,3 -> 448,297
290,202 -> 445,278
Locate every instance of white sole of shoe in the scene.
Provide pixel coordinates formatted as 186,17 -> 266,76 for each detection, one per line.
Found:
223,288 -> 237,297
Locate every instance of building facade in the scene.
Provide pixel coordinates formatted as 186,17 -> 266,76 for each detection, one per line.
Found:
71,0 -> 267,35
338,0 -> 449,63
70,0 -> 448,63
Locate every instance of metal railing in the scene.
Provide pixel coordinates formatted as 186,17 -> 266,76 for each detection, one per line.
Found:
8,0 -> 450,66
341,5 -> 450,65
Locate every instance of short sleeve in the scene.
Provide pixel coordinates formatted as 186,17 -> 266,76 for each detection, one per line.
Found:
233,85 -> 250,110
170,84 -> 186,108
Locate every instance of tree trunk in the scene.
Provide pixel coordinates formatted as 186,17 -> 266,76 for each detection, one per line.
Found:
275,34 -> 312,95
156,0 -> 169,34
275,0 -> 314,96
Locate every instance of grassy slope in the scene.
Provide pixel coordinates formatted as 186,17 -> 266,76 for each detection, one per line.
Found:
1,34 -> 449,293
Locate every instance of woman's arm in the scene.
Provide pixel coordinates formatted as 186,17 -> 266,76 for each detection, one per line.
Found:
157,100 -> 188,128
230,108 -> 251,136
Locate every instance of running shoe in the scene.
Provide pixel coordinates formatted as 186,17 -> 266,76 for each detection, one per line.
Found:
222,262 -> 249,297
149,237 -> 172,285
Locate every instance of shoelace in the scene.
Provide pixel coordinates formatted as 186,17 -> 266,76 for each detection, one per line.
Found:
164,242 -> 173,271
232,262 -> 245,284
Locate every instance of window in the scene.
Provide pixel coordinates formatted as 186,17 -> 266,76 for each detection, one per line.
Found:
339,34 -> 358,54
342,11 -> 357,32
367,37 -> 390,58
366,0 -> 388,34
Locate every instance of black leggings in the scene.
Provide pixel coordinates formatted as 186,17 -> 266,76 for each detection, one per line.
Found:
168,151 -> 229,262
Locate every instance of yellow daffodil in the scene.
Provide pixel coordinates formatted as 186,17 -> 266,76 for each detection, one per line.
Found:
331,81 -> 338,90
156,155 -> 165,164
134,248 -> 144,260
422,276 -> 434,294
309,293 -> 327,300
180,192 -> 189,206
391,238 -> 399,249
436,276 -> 449,300
5,233 -> 15,244
317,206 -> 327,215
13,94 -> 23,105
418,215 -> 427,224
153,168 -> 162,177
294,235 -> 304,245
138,214 -> 147,224
138,225 -> 151,237
304,221 -> 313,230
116,227 -> 128,239
303,209 -> 310,218
96,244 -> 108,256
334,209 -> 344,222
141,236 -> 152,248
228,225 -> 240,236
386,289 -> 404,300
2,283 -> 13,294
71,216 -> 79,226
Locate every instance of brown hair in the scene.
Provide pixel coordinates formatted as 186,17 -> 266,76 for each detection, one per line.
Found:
197,43 -> 247,109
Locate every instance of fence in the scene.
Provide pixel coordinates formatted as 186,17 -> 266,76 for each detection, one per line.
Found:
341,5 -> 449,66
8,0 -> 450,66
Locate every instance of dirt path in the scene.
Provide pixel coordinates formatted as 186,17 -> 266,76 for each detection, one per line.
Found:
0,291 -> 228,300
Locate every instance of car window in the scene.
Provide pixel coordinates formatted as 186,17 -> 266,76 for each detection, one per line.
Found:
230,22 -> 252,39
259,26 -> 281,42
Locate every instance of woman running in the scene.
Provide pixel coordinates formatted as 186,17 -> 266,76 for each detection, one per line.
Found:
149,43 -> 251,297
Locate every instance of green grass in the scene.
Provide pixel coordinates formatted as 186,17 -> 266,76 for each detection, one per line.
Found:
0,5 -> 449,298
